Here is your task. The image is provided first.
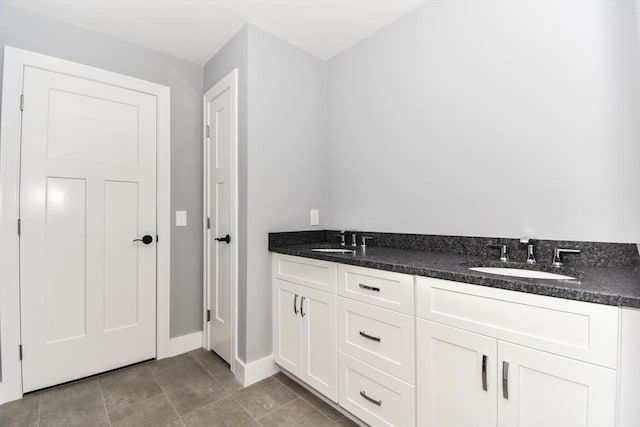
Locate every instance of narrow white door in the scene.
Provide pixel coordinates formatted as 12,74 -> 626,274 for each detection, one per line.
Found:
301,287 -> 337,401
417,319 -> 497,427
205,71 -> 237,365
20,66 -> 157,392
498,342 -> 617,427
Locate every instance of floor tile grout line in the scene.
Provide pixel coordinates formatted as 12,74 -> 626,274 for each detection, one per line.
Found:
254,397 -> 296,422
36,392 -> 42,427
97,377 -> 113,427
175,390 -> 233,421
186,350 -> 225,384
232,392 -> 268,423
271,374 -> 352,425
188,349 -> 246,398
271,374 -> 338,417
147,362 -> 187,427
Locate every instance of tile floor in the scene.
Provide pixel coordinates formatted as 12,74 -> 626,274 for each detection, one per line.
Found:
0,349 -> 360,427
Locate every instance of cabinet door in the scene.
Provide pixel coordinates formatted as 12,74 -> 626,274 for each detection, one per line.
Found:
301,286 -> 337,402
498,342 -> 617,427
273,279 -> 302,376
417,320 -> 497,427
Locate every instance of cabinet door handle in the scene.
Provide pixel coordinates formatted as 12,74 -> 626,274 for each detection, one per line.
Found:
482,355 -> 488,391
359,283 -> 380,292
502,361 -> 509,399
300,296 -> 306,317
359,331 -> 382,342
359,390 -> 382,406
293,294 -> 299,315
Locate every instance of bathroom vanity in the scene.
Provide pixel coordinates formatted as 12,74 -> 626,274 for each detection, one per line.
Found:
270,231 -> 640,427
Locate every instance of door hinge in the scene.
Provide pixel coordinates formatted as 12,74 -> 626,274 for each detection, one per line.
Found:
17,219 -> 21,236
206,217 -> 211,229
206,125 -> 210,138
20,94 -> 24,112
19,345 -> 22,361
206,309 -> 211,322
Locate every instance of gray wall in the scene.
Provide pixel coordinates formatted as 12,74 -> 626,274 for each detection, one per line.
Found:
203,25 -> 250,361
0,4 -> 205,338
326,0 -> 640,243
246,25 -> 327,362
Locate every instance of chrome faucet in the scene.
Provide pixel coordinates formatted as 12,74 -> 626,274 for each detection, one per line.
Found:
489,244 -> 509,262
361,236 -> 374,249
335,231 -> 346,246
552,248 -> 580,267
520,238 -> 536,264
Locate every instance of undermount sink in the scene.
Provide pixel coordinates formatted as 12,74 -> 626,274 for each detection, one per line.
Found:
311,248 -> 355,254
469,266 -> 575,280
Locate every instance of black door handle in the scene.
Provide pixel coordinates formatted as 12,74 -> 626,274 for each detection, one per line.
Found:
215,234 -> 231,244
133,235 -> 153,244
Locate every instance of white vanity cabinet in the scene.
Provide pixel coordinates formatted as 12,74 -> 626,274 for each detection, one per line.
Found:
272,253 -> 637,427
272,256 -> 338,402
416,277 -> 619,427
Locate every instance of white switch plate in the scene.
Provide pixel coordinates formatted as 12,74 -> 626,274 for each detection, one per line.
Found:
176,210 -> 187,227
310,209 -> 319,226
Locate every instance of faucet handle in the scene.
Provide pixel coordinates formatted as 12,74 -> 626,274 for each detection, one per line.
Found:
488,244 -> 509,262
552,248 -> 580,267
361,236 -> 374,248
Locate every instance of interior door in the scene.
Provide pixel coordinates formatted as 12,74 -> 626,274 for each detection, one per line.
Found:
497,342 -> 617,427
206,82 -> 233,364
20,66 -> 157,392
417,319 -> 497,427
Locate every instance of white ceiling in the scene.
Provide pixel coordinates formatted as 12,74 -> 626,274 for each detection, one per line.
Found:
2,0 -> 427,64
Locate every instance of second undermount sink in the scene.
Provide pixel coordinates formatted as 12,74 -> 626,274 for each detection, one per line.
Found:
469,266 -> 575,280
311,248 -> 356,254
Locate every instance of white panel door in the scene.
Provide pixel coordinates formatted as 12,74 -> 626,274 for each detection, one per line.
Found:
498,342 -> 617,427
417,319 -> 497,427
273,279 -> 302,375
20,66 -> 157,392
206,84 -> 233,364
301,286 -> 337,402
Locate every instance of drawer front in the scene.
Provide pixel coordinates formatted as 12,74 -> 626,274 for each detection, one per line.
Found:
416,277 -> 620,368
338,297 -> 415,384
273,254 -> 337,292
338,353 -> 415,427
338,265 -> 414,314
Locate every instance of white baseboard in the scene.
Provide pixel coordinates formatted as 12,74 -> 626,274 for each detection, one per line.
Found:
234,355 -> 279,387
165,331 -> 203,358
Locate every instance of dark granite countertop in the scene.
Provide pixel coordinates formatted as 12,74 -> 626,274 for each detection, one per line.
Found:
269,238 -> 640,308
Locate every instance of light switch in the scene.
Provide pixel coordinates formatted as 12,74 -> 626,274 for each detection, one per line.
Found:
176,210 -> 187,227
310,209 -> 319,226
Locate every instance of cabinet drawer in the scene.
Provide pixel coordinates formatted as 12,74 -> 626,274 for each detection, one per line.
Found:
338,353 -> 415,427
416,277 -> 620,368
273,254 -> 337,292
338,297 -> 415,384
338,265 -> 414,314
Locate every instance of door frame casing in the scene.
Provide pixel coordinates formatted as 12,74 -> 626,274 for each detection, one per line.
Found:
0,46 -> 172,404
202,69 -> 239,377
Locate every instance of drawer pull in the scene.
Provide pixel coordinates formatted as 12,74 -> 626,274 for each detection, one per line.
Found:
293,294 -> 299,315
502,361 -> 509,399
359,283 -> 380,292
359,331 -> 382,342
482,355 -> 488,391
300,296 -> 306,317
359,390 -> 382,406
